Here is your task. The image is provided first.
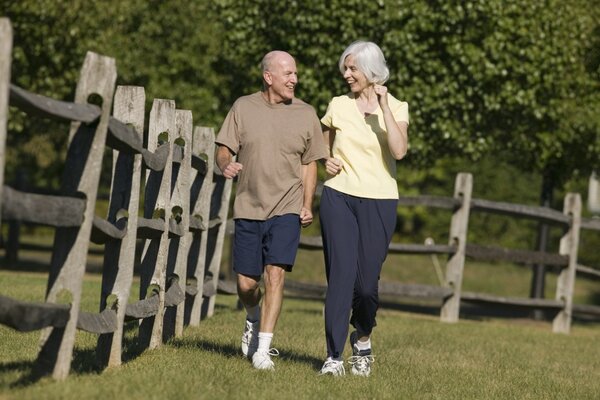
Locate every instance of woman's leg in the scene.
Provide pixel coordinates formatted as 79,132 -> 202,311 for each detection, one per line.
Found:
351,198 -> 397,337
320,187 -> 359,359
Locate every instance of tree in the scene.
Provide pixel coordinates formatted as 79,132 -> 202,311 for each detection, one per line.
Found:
215,0 -> 599,179
4,0 -> 224,188
4,0 -> 598,273
213,0 -> 600,290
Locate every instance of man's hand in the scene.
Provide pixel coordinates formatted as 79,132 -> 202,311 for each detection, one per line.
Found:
216,145 -> 242,179
222,161 -> 243,179
300,207 -> 313,227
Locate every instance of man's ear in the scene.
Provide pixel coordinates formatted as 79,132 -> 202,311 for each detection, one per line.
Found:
263,71 -> 272,85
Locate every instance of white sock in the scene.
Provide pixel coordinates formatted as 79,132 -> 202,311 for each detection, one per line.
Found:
257,332 -> 273,352
356,337 -> 371,351
245,304 -> 260,322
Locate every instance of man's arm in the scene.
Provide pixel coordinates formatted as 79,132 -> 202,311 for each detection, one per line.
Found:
300,160 -> 317,227
216,144 -> 243,179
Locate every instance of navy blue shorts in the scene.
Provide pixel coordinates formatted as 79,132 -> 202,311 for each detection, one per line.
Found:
233,214 -> 301,276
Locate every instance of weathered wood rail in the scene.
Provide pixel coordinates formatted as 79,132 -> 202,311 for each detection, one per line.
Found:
290,173 -> 600,333
0,18 -> 231,380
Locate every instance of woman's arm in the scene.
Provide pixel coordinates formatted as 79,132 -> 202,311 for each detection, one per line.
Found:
374,85 -> 409,160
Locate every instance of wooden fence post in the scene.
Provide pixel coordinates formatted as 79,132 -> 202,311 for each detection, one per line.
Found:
440,172 -> 473,323
163,109 -> 192,340
37,52 -> 116,380
185,126 -> 215,326
0,18 -> 12,227
588,172 -> 600,213
97,86 -> 145,367
552,193 -> 581,334
202,169 -> 234,318
139,99 -> 175,350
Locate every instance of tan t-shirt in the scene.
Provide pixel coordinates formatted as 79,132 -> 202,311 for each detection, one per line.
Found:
216,92 -> 328,220
321,93 -> 409,199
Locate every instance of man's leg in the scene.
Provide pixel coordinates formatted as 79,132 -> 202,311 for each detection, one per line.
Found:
251,265 -> 285,370
260,264 -> 285,333
233,218 -> 264,358
252,214 -> 299,370
237,273 -> 261,310
237,273 -> 261,358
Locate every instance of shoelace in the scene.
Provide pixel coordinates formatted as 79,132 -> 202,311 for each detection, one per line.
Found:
320,360 -> 344,375
253,348 -> 279,369
242,322 -> 258,343
323,360 -> 342,368
348,354 -> 375,370
265,348 -> 279,357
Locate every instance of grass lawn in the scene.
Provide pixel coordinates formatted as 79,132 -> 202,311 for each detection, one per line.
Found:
1,252 -> 600,400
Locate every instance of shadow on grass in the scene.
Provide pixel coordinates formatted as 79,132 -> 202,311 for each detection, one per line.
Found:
0,257 -> 52,274
169,337 -> 323,370
0,254 -> 104,274
2,323 -> 148,388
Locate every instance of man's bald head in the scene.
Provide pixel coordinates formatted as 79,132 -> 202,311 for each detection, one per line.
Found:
260,50 -> 298,103
261,51 -> 295,73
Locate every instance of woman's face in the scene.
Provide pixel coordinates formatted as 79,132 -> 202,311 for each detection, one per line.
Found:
342,54 -> 370,93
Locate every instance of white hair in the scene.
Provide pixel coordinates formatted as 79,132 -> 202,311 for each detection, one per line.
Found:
338,41 -> 389,84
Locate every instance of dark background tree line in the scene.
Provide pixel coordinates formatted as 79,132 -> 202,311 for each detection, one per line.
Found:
3,0 -> 599,271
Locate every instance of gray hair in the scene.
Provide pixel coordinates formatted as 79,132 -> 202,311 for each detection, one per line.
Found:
338,41 -> 389,84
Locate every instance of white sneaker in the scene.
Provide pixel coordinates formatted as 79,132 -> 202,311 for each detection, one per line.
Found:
318,359 -> 345,376
349,331 -> 374,377
252,348 -> 279,370
349,352 -> 374,377
241,319 -> 259,358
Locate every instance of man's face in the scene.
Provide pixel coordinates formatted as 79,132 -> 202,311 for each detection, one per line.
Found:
265,55 -> 298,103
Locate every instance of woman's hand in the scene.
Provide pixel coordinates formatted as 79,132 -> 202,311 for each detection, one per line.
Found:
324,157 -> 343,175
374,84 -> 389,108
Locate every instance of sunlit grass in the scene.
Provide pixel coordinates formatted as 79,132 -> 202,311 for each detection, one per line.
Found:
1,268 -> 600,399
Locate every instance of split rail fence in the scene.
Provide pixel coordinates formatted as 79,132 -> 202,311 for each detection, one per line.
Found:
2,15 -> 600,382
289,173 -> 600,333
0,18 -> 232,380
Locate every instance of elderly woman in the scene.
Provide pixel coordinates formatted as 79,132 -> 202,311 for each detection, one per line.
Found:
318,41 -> 409,377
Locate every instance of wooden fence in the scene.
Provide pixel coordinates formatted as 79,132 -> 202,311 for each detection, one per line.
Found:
0,18 -> 232,380
287,173 -> 600,333
2,15 -> 600,381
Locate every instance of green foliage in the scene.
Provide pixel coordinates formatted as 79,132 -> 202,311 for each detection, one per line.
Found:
212,0 -> 599,263
4,0 -> 224,188
90,0 -> 225,127
4,0 -> 599,263
6,0 -> 599,188
215,0 -> 599,186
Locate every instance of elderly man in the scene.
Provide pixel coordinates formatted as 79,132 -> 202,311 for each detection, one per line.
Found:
215,50 -> 327,371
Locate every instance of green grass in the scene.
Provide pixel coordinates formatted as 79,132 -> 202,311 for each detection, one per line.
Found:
1,264 -> 600,400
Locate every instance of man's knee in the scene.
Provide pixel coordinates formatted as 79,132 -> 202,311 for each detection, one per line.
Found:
264,265 -> 286,288
237,273 -> 260,294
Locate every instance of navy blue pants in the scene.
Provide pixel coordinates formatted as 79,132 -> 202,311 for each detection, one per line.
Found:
320,187 -> 397,359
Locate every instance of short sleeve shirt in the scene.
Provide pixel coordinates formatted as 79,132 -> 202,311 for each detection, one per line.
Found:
216,92 -> 328,220
320,93 -> 409,199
